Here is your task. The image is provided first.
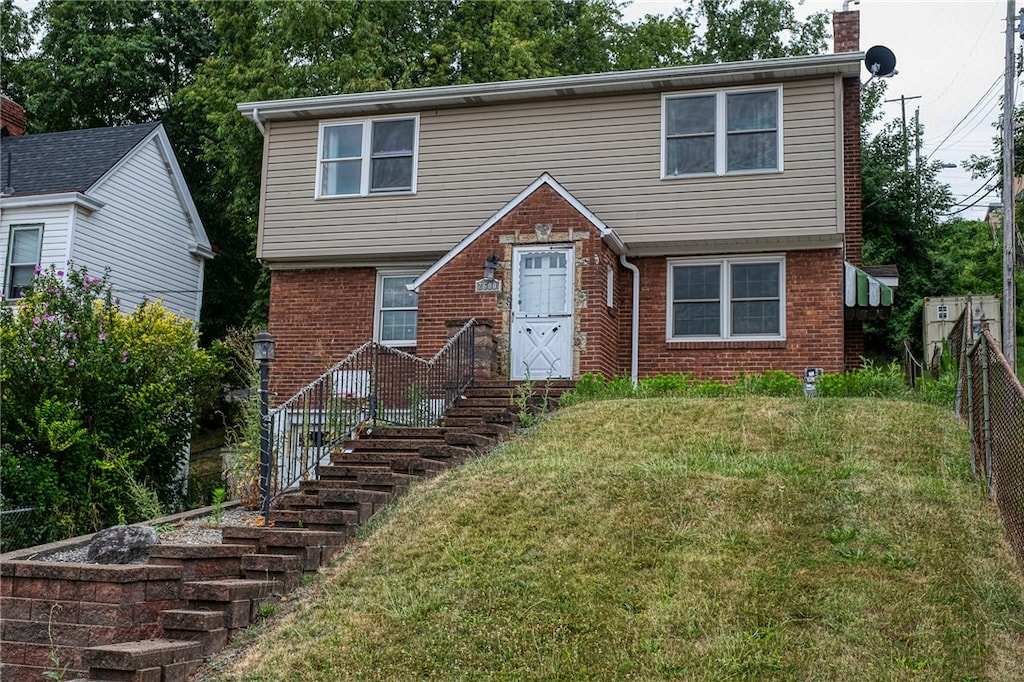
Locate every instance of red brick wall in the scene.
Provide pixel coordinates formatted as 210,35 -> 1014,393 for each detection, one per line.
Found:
268,268 -> 378,403
836,9 -> 865,365
0,96 -> 27,136
621,249 -> 845,381
417,183 -> 624,378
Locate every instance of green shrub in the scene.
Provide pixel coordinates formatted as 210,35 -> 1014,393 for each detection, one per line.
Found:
561,370 -> 799,403
815,360 -> 908,398
731,370 -> 804,397
0,264 -> 224,542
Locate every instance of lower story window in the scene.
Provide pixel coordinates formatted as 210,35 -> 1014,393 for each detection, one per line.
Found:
376,272 -> 418,346
5,224 -> 42,300
669,256 -> 784,340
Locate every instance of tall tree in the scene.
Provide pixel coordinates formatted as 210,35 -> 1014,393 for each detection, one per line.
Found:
14,0 -> 214,132
0,0 -> 33,99
860,82 -> 955,356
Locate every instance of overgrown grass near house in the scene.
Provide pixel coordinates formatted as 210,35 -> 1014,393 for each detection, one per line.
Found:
201,398 -> 1024,681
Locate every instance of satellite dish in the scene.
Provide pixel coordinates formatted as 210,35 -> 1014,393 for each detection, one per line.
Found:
864,45 -> 897,81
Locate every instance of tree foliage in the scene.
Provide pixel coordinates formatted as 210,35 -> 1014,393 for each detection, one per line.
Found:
0,265 -> 223,544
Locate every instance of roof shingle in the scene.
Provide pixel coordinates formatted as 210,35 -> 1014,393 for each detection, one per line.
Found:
0,122 -> 160,196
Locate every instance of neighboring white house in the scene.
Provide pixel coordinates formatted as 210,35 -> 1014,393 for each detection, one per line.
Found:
0,121 -> 213,322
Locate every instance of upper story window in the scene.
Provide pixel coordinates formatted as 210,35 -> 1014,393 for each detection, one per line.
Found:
318,116 -> 419,198
375,272 -> 419,347
668,256 -> 785,341
662,87 -> 782,178
5,224 -> 42,300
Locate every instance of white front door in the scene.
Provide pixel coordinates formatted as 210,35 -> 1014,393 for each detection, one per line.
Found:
510,246 -> 574,380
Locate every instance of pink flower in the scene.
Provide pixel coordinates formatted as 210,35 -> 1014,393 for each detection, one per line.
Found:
32,316 -> 40,325
121,350 -> 129,364
98,333 -> 106,341
43,313 -> 53,322
33,265 -> 41,274
39,356 -> 45,361
56,270 -> 64,277
68,359 -> 76,367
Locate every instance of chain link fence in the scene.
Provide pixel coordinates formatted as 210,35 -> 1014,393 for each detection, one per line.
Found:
0,507 -> 42,553
950,304 -> 1024,566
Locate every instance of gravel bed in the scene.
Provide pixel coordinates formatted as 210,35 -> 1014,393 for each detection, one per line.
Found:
33,508 -> 264,564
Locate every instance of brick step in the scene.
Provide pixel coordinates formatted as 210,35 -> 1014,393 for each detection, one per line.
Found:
220,527 -> 351,571
340,438 -> 446,453
360,426 -> 448,440
315,463 -> 393,480
452,396 -> 515,408
444,406 -> 516,420
443,421 -> 511,438
302,471 -> 417,492
183,578 -> 280,603
241,553 -> 302,593
81,638 -> 202,682
159,609 -> 227,656
444,431 -> 495,450
329,451 -> 451,471
276,492 -> 322,509
418,444 -> 477,462
270,507 -> 362,530
147,543 -> 256,580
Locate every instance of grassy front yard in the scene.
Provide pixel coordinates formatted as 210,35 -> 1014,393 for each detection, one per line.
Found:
202,397 -> 1024,681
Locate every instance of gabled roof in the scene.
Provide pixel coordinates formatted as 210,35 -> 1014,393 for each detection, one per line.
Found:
0,122 -> 160,196
410,173 -> 625,292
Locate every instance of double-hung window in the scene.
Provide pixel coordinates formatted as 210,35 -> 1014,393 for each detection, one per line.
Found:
663,87 -> 781,177
318,116 -> 418,198
668,256 -> 784,340
375,272 -> 419,347
5,225 -> 42,300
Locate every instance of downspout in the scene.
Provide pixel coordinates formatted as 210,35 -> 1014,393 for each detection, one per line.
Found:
251,107 -> 266,136
619,254 -> 640,387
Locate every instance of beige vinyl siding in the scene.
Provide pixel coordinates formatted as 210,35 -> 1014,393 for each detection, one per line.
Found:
259,77 -> 840,263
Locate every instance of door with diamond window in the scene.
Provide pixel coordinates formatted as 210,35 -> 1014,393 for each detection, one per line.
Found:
510,246 -> 574,380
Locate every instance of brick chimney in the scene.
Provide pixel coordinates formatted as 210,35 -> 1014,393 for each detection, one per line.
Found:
833,10 -> 860,54
1,96 -> 27,136
834,10 -> 862,266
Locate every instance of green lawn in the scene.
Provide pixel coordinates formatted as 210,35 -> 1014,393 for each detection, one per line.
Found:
200,398 -> 1024,681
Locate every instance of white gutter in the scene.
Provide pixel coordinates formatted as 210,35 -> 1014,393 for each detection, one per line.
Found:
619,254 -> 640,388
252,107 -> 265,136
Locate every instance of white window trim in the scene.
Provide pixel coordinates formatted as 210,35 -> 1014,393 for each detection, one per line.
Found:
315,114 -> 420,199
374,270 -> 420,347
5,223 -> 43,300
660,85 -> 784,179
666,254 -> 786,342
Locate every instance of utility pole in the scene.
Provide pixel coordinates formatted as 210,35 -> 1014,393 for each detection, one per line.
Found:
1002,0 -> 1018,370
884,94 -> 922,174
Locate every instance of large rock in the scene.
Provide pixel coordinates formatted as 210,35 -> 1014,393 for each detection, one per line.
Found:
86,524 -> 159,564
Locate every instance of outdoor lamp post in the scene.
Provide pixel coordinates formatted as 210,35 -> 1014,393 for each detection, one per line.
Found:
483,253 -> 499,280
253,331 -> 275,519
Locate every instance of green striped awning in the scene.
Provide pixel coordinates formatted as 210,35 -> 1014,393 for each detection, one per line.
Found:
845,261 -> 894,309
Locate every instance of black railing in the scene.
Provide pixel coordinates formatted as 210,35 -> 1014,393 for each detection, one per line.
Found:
261,319 -> 477,513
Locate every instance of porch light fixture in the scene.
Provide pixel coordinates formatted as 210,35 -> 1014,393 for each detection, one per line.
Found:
253,330 -> 275,519
253,330 -> 275,361
483,253 -> 499,280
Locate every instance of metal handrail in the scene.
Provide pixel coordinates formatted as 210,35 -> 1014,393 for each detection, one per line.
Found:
261,319 -> 478,513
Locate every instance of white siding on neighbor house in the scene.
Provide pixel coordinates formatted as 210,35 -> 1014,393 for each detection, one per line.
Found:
73,136 -> 204,321
258,76 -> 842,264
0,204 -> 74,294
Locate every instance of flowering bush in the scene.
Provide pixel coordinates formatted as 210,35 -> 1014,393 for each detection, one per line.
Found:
0,264 -> 223,544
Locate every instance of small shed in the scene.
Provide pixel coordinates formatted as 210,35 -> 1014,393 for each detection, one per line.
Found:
922,295 -> 1001,360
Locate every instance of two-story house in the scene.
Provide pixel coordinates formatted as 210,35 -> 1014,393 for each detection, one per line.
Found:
0,114 -> 213,322
239,10 -> 888,399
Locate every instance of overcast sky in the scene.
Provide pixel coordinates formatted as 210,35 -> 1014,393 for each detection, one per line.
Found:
626,0 -> 1016,220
